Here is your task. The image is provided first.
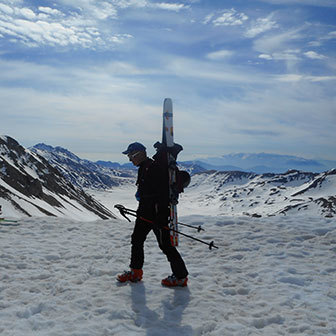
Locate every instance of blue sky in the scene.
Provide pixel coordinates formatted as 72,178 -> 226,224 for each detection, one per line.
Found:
0,0 -> 335,162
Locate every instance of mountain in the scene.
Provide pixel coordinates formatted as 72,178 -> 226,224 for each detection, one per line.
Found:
177,162 -> 207,175
19,141 -> 336,219
0,136 -> 116,220
31,144 -> 205,190
183,169 -> 336,218
95,160 -> 136,170
185,153 -> 336,174
31,143 -> 136,190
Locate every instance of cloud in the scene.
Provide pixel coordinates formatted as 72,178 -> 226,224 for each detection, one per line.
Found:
0,0 -> 335,161
258,0 -> 336,7
258,53 -> 273,60
275,74 -> 336,82
165,56 -> 269,85
38,7 -> 63,16
308,30 -> 336,48
151,3 -> 188,11
245,16 -> 278,38
0,3 -> 122,48
58,0 -> 188,12
0,4 -> 13,15
253,28 -> 303,54
210,79 -> 336,158
205,8 -> 248,27
304,51 -> 327,60
0,1 -> 188,49
206,49 -> 233,60
0,57 -> 165,158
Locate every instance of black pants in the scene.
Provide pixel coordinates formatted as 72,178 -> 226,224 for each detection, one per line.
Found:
129,217 -> 188,279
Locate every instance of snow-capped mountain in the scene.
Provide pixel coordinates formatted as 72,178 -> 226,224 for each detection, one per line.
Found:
30,143 -> 205,189
9,139 -> 334,219
31,143 -> 135,190
182,169 -> 336,218
0,136 -> 116,220
185,153 -> 336,173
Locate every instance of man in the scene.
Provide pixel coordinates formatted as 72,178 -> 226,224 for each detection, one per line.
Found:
117,142 -> 189,287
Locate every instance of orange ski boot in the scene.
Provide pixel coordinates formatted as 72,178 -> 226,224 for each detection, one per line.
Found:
161,274 -> 188,287
117,269 -> 143,283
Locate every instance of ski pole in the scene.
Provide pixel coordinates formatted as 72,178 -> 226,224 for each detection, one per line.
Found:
114,204 -> 218,250
167,226 -> 218,250
114,204 -> 204,232
177,221 -> 204,233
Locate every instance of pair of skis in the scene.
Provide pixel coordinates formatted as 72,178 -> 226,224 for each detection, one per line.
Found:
161,98 -> 179,246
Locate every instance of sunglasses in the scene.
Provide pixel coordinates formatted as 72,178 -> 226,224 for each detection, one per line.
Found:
127,151 -> 142,160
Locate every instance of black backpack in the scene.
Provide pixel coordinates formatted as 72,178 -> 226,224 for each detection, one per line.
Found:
153,142 -> 191,195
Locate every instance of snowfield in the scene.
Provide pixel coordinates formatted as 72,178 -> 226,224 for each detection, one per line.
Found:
1,190 -> 336,335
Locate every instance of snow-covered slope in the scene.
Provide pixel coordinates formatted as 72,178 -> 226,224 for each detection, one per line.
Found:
31,143 -> 135,190
181,169 -> 336,218
0,136 -> 116,220
0,210 -> 335,335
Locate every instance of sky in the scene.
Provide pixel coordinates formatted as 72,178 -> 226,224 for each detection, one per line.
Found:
0,0 -> 335,162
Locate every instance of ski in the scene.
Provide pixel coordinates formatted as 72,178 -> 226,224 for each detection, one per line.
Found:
162,98 -> 179,246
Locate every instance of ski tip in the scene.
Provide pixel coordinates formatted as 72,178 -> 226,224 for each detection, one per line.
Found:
164,98 -> 173,106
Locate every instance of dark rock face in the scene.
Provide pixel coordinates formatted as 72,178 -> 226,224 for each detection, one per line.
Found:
0,136 -> 115,219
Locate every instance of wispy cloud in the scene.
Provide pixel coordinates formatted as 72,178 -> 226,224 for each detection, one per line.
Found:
304,51 -> 327,60
253,28 -> 304,54
258,0 -> 336,7
206,49 -> 233,60
258,54 -> 273,60
151,3 -> 188,11
0,2 -> 120,48
0,0 -> 188,49
245,15 -> 278,38
204,8 -> 248,27
275,74 -> 336,82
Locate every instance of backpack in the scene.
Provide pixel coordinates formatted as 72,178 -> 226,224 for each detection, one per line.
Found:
152,142 -> 191,195
175,169 -> 191,193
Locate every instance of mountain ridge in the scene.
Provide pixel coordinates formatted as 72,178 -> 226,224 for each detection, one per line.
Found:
1,136 -> 335,219
185,152 -> 335,174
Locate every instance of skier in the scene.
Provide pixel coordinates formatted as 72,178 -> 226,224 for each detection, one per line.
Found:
117,142 -> 189,287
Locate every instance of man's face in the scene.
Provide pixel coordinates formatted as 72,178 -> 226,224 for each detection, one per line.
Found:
128,150 -> 145,166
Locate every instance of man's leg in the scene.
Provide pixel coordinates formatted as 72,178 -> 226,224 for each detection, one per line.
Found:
154,227 -> 188,279
130,218 -> 152,269
117,218 -> 151,283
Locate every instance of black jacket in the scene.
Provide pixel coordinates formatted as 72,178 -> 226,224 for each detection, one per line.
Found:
136,158 -> 169,224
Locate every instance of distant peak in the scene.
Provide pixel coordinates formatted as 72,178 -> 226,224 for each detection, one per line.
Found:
33,143 -> 55,151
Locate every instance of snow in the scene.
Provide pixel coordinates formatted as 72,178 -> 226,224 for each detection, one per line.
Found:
0,178 -> 101,221
177,170 -> 335,218
1,188 -> 336,335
